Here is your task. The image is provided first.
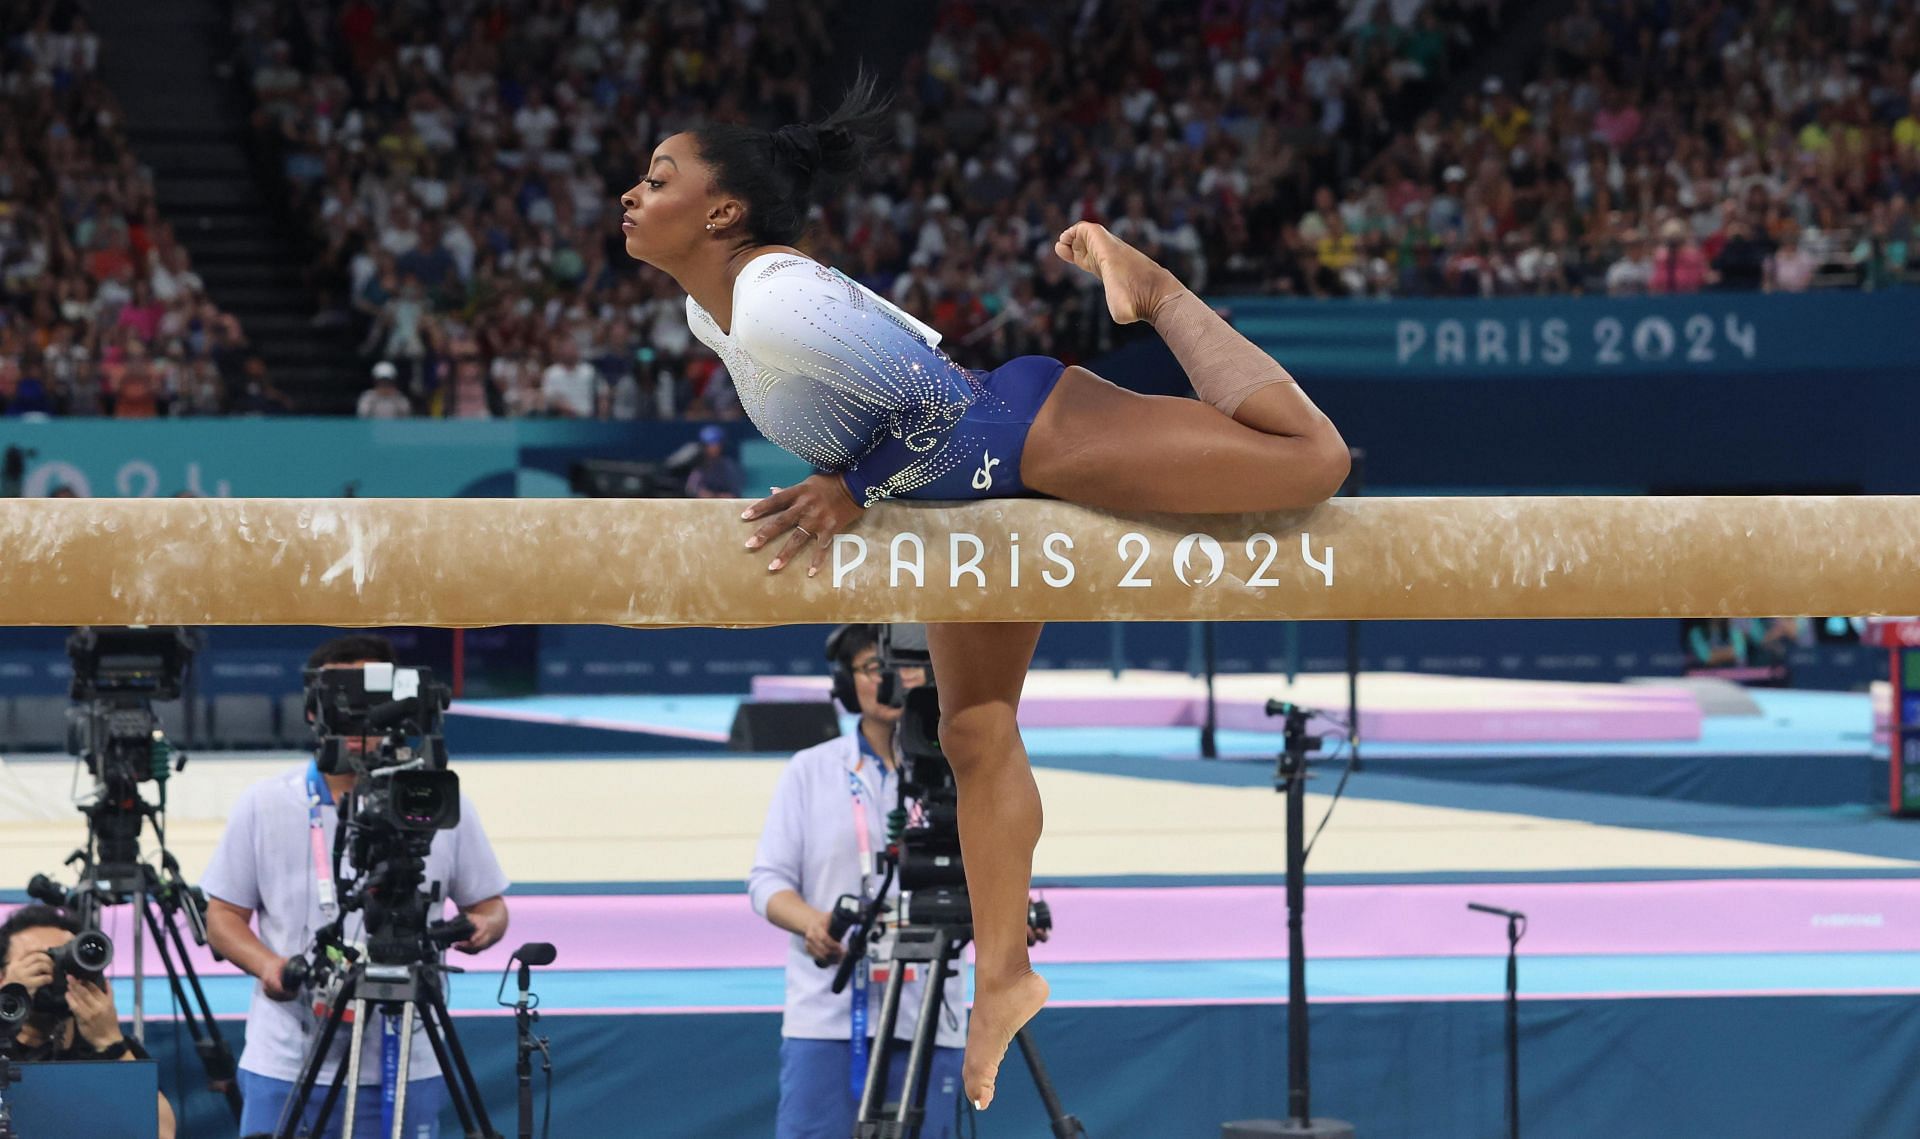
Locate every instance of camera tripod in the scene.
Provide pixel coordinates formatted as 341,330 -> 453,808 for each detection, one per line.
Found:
275,951 -> 498,1139
29,784 -> 241,1119
847,920 -> 1085,1139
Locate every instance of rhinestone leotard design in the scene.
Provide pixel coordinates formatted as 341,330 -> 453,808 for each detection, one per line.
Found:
685,253 -> 997,505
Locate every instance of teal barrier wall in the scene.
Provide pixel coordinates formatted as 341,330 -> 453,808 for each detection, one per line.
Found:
1081,289 -> 1920,493
9,288 -> 1914,500
1221,290 -> 1920,381
0,419 -> 727,498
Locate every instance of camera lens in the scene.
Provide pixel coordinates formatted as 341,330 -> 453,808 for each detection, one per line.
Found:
0,983 -> 29,1026
69,930 -> 114,973
25,873 -> 69,908
396,780 -> 445,821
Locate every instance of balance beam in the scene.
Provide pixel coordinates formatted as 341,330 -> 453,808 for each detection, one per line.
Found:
0,496 -> 1914,627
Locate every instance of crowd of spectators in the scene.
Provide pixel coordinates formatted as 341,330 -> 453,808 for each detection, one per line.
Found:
236,0 -> 1501,420
14,0 -> 1919,423
0,1 -> 283,419
1290,0 -> 1920,297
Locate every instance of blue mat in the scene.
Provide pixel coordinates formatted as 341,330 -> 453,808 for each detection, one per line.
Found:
447,690 -> 1885,805
143,995 -> 1920,1139
452,688 -> 1873,756
140,949 -> 1920,1020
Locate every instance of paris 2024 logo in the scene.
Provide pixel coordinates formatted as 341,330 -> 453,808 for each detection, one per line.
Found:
825,530 -> 1335,591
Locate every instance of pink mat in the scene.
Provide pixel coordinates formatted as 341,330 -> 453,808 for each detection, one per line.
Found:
1043,879 -> 1920,961
752,672 -> 1703,744
55,880 -> 1920,977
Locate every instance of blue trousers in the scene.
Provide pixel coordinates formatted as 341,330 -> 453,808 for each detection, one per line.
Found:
777,1037 -> 965,1139
237,1069 -> 448,1139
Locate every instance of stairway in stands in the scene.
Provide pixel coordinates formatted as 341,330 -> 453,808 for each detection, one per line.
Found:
89,0 -> 358,413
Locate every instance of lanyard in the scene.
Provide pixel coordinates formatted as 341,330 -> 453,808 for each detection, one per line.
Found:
305,762 -> 340,921
848,749 -> 879,870
847,734 -> 890,1098
381,1018 -> 401,1132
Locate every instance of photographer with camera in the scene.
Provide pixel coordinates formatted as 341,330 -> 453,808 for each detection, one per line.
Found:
0,906 -> 176,1138
200,635 -> 510,1139
751,624 -> 1048,1138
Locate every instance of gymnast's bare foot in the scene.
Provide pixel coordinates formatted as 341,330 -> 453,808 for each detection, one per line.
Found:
964,968 -> 1050,1111
1053,221 -> 1183,326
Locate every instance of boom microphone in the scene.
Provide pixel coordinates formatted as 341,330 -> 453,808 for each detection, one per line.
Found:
512,943 -> 558,968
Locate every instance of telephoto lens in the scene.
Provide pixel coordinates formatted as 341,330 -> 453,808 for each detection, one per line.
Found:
51,930 -> 114,979
24,873 -> 71,908
31,930 -> 113,1014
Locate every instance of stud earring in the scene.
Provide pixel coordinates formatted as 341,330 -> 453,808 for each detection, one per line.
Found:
706,223 -> 715,231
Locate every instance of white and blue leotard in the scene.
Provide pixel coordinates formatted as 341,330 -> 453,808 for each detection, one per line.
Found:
685,253 -> 1064,505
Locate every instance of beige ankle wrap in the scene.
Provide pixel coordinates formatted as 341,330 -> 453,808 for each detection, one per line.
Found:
1150,289 -> 1295,419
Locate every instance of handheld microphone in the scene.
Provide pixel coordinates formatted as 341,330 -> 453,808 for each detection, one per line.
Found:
1467,902 -> 1526,920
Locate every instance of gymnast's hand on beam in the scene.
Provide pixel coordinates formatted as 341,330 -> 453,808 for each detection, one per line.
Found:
742,473 -> 864,576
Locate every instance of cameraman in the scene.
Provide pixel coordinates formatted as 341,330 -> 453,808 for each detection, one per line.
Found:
0,906 -> 177,1139
751,625 -> 1043,1138
201,634 -> 510,1139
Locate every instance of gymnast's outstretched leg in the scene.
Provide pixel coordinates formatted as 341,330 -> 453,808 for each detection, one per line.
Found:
1025,221 -> 1352,513
924,620 -> 1048,1112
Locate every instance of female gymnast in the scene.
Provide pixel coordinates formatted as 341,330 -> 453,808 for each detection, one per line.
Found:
619,81 -> 1350,1111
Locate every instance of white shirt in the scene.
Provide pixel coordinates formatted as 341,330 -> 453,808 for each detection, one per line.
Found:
200,766 -> 510,1084
1605,256 -> 1653,296
540,361 -> 599,417
748,733 -> 967,1047
357,387 -> 412,419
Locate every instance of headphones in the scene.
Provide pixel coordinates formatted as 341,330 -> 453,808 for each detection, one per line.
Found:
824,623 -> 881,714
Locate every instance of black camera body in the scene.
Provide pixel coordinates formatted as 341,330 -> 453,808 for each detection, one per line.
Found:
305,664 -> 459,834
299,664 -> 464,972
67,627 -> 193,705
305,666 -> 448,772
65,627 -> 194,784
62,628 -> 196,896
875,626 -> 973,928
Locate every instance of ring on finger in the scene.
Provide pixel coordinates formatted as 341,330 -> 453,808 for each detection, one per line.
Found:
794,524 -> 815,541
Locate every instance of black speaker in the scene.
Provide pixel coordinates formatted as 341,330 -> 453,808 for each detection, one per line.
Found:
728,701 -> 842,752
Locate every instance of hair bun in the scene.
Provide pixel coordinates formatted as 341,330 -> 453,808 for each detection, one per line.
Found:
771,124 -> 823,182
